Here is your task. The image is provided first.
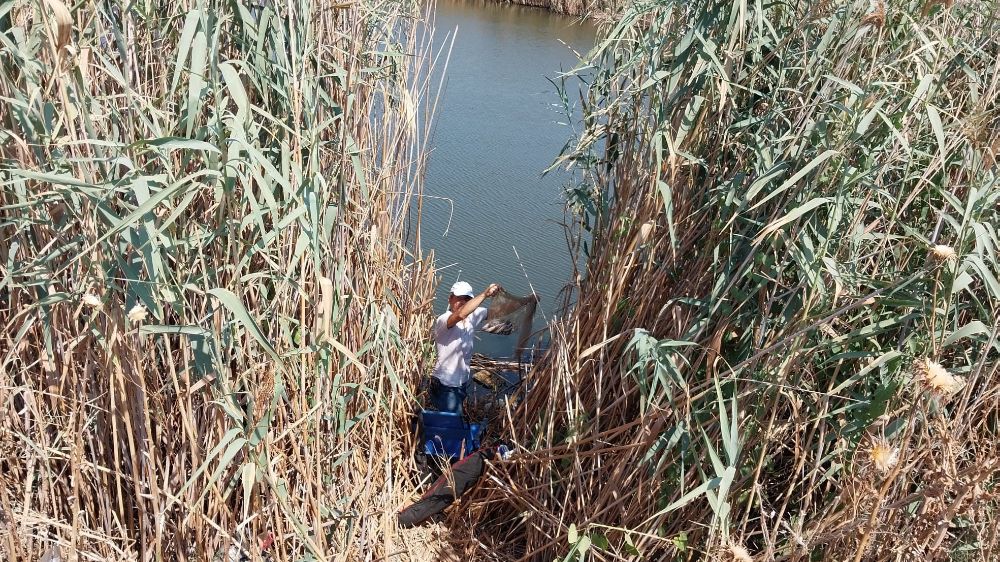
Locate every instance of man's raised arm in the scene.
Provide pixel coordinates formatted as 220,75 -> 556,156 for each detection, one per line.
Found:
447,283 -> 500,328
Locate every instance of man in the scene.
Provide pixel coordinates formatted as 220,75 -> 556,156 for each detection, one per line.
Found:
429,280 -> 501,414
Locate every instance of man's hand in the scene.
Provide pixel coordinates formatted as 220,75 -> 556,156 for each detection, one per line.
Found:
485,283 -> 501,297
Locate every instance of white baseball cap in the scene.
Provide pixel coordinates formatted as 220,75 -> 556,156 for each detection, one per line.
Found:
450,281 -> 475,298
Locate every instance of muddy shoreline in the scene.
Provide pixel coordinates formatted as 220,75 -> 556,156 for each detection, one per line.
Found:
493,0 -> 597,17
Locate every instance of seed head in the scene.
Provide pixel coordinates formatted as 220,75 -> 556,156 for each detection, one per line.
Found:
253,371 -> 276,424
914,358 -> 965,397
82,293 -> 102,308
868,439 -> 899,473
638,221 -> 656,244
930,244 -> 957,261
127,303 -> 148,324
727,543 -> 753,562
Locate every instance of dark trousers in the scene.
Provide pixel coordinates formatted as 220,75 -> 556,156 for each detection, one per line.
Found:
428,377 -> 468,415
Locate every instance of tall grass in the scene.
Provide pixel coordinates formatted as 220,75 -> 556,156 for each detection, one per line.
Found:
1,0 -> 441,559
464,0 -> 999,560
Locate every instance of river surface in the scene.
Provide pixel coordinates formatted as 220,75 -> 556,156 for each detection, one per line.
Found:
421,0 -> 595,358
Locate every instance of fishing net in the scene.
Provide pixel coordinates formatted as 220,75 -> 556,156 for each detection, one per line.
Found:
481,288 -> 538,354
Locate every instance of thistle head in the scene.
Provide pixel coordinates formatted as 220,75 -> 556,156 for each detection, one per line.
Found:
727,543 -> 753,562
127,303 -> 148,324
82,293 -> 102,309
867,438 -> 899,474
930,244 -> 957,262
913,358 -> 965,397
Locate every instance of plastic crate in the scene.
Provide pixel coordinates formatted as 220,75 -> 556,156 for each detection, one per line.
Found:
421,410 -> 482,459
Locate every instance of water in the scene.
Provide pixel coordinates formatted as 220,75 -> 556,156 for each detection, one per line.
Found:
421,0 -> 595,358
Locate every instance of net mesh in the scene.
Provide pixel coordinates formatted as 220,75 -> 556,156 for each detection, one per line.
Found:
481,288 -> 538,354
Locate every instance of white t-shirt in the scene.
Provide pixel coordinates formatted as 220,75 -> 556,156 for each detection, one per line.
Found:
431,307 -> 488,387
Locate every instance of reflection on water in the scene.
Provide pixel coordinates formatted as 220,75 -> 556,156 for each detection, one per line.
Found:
421,0 -> 595,358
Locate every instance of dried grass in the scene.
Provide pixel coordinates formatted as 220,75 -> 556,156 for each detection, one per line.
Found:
458,0 -> 1000,559
0,0 -> 448,559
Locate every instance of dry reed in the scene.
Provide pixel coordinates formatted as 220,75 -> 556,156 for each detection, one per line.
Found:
459,0 -> 1000,560
1,0 -> 449,559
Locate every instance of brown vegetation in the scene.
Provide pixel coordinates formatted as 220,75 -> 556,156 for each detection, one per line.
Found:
459,0 -> 1000,559
1,0 -> 443,558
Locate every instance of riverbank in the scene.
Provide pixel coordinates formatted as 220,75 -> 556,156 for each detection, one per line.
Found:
497,0 -> 582,15
491,0 -> 612,17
